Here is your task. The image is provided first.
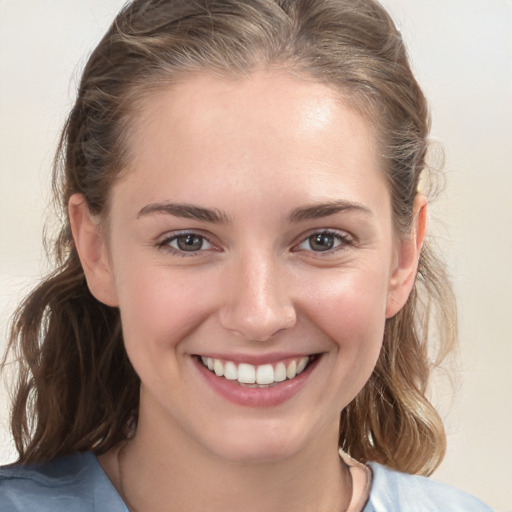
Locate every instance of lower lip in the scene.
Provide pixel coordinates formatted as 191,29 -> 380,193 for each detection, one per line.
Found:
194,357 -> 319,408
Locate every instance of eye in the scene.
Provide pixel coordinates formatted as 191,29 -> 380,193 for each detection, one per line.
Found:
158,232 -> 213,254
295,230 -> 351,253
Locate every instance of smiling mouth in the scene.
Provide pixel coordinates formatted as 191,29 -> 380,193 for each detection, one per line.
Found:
197,355 -> 318,388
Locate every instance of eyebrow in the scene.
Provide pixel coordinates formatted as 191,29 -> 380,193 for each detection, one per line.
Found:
136,199 -> 371,224
137,202 -> 232,224
288,200 -> 372,223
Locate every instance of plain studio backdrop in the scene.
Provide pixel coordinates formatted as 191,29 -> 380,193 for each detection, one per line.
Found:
0,1 -> 511,510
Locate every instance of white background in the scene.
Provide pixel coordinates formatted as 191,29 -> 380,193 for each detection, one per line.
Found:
1,1 -> 511,510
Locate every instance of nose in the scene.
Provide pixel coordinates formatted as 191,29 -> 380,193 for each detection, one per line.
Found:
218,254 -> 297,342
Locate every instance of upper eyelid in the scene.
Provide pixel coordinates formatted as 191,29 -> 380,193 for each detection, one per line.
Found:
157,229 -> 213,243
294,228 -> 354,244
156,230 -> 218,252
292,229 -> 355,253
155,228 -> 353,250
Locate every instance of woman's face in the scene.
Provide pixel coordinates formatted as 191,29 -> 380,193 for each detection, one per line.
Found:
78,71 -> 419,463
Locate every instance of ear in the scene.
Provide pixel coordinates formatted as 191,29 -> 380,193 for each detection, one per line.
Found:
68,193 -> 119,307
385,194 -> 427,318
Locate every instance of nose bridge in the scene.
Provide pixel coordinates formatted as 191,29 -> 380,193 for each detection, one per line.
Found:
219,249 -> 297,341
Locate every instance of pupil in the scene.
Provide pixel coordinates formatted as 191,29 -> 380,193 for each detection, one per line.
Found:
310,233 -> 334,251
177,234 -> 203,251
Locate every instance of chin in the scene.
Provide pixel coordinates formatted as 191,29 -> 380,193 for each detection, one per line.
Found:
197,418 -> 323,465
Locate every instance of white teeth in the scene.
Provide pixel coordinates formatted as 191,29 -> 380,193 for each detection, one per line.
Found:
274,362 -> 287,382
256,364 -> 274,385
296,356 -> 309,374
224,361 -> 238,380
200,356 -> 312,386
213,359 -> 224,377
286,360 -> 297,379
238,363 -> 256,384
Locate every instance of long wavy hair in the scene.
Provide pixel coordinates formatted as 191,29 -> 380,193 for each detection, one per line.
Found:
3,0 -> 456,475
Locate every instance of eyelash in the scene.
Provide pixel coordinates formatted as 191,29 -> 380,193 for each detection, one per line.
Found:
293,229 -> 354,255
157,229 -> 353,257
157,231 -> 215,257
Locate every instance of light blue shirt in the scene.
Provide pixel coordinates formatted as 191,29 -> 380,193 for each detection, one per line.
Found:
0,452 -> 493,511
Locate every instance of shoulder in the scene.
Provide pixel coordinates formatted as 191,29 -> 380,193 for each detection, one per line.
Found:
0,452 -> 127,512
364,462 -> 494,512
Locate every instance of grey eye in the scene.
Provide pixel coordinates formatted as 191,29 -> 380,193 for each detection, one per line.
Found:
308,232 -> 336,251
295,231 -> 349,253
172,234 -> 208,252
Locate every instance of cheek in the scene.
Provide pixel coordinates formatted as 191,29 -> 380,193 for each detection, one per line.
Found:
302,268 -> 389,381
113,263 -> 218,358
305,265 -> 389,334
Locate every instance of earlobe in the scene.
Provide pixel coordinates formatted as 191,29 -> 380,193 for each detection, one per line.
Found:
68,193 -> 119,307
385,194 -> 427,318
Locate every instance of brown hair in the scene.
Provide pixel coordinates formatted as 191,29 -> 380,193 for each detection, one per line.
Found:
3,0 -> 456,475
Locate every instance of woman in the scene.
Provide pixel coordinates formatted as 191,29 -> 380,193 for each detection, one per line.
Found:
0,0 -> 493,510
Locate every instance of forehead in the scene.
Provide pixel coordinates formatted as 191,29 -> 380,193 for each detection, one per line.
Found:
114,70 -> 388,218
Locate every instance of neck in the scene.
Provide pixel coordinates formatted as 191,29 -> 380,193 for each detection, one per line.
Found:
101,409 -> 351,512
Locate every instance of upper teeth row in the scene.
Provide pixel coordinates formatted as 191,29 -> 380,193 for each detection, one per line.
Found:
200,356 -> 310,385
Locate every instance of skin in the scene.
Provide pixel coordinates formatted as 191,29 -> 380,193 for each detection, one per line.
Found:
69,70 -> 426,512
